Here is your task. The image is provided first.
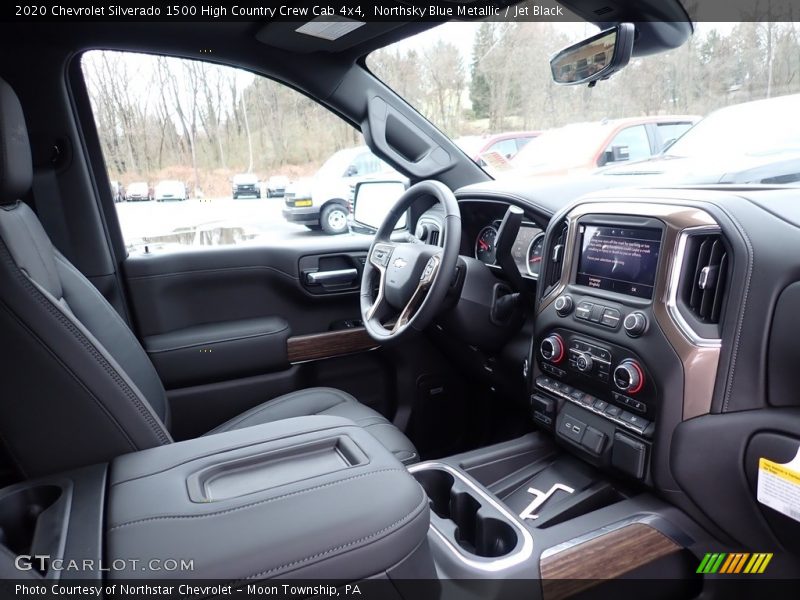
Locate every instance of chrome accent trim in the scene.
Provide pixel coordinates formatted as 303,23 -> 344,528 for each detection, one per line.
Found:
519,483 -> 575,520
666,226 -> 723,349
306,268 -> 358,285
537,202 -> 723,419
408,462 -> 534,572
392,254 -> 440,333
536,379 -> 649,435
526,231 -> 546,279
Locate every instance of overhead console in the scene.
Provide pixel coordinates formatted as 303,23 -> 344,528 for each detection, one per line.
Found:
530,202 -> 731,489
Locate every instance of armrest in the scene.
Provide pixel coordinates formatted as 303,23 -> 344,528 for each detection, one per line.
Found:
143,316 -> 290,388
105,416 -> 429,581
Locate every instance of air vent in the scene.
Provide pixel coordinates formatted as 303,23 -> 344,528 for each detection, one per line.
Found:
545,220 -> 569,295
594,6 -> 614,16
682,234 -> 729,325
430,229 -> 440,247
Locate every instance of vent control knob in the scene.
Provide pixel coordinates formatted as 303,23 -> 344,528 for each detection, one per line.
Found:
554,295 -> 574,316
614,360 -> 644,394
623,312 -> 648,337
540,334 -> 565,364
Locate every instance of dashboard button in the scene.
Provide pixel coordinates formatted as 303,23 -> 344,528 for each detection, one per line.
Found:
619,411 -> 650,432
581,427 -> 607,455
569,390 -> 585,402
589,305 -> 604,322
593,399 -> 608,411
604,405 -> 623,418
601,308 -> 621,328
576,301 -> 593,320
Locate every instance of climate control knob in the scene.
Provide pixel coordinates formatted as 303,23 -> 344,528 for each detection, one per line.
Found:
574,351 -> 594,373
623,312 -> 648,337
613,360 -> 644,394
554,295 -> 574,317
540,334 -> 565,364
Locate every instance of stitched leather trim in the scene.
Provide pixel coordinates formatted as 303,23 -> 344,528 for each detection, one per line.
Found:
240,492 -> 427,580
108,467 -> 408,531
0,236 -> 171,446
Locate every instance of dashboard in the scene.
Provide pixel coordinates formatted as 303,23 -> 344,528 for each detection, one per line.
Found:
426,179 -> 800,555
456,200 -> 546,278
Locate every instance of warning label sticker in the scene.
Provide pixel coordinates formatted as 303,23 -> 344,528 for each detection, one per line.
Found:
758,448 -> 800,523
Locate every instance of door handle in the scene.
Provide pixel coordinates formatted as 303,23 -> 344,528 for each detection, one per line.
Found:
306,268 -> 359,286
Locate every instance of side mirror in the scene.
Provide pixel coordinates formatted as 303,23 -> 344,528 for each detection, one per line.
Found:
611,145 -> 630,162
352,180 -> 407,233
550,23 -> 635,86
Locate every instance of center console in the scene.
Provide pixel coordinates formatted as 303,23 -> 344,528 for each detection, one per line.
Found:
528,203 -> 724,491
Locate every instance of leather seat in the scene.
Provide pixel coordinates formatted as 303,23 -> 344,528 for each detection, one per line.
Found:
0,77 -> 416,477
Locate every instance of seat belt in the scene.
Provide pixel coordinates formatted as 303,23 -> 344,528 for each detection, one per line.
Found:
31,167 -> 71,256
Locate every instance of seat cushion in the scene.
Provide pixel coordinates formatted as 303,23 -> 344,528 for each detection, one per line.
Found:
205,387 -> 418,464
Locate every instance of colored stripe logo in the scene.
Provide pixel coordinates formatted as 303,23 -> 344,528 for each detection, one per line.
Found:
697,553 -> 773,574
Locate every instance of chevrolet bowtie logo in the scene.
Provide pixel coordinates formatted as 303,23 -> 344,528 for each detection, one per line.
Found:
519,483 -> 575,520
393,258 -> 408,269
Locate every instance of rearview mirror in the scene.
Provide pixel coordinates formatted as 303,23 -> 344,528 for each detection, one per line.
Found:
352,181 -> 407,233
550,24 -> 635,86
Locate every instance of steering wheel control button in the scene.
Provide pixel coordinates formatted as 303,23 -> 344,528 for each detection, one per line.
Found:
540,334 -> 565,364
623,311 -> 648,337
371,244 -> 394,267
554,295 -> 574,316
600,307 -> 621,328
575,301 -> 593,320
613,360 -> 644,394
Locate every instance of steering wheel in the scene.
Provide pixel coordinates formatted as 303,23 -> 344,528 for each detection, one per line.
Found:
360,180 -> 461,343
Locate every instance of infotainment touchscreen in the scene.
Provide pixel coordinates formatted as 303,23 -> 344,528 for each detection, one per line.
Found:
576,226 -> 662,299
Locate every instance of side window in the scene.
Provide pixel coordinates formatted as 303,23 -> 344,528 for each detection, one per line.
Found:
351,152 -> 383,177
487,138 -> 518,159
515,137 -> 534,152
657,122 -> 693,151
81,50 -> 367,249
601,125 -> 651,165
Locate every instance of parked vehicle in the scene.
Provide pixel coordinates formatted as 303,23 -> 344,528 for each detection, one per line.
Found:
507,115 -> 698,178
154,180 -> 188,202
282,146 -> 403,235
455,131 -> 540,166
125,181 -> 151,202
266,175 -> 289,198
110,180 -> 124,203
231,173 -> 261,199
596,94 -> 800,184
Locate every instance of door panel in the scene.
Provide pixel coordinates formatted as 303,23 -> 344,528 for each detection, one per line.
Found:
124,240 -> 370,338
121,239 -> 407,435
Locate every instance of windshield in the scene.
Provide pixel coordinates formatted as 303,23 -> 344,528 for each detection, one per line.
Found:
511,123 -> 611,168
368,22 -> 800,183
667,95 -> 800,159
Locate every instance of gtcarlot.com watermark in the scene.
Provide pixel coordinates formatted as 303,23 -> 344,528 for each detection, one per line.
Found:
15,554 -> 194,573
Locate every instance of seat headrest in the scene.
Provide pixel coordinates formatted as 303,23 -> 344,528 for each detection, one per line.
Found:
0,77 -> 33,204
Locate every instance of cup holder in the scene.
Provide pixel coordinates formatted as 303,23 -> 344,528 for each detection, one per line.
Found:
0,485 -> 62,555
412,468 -> 454,519
411,466 -> 522,561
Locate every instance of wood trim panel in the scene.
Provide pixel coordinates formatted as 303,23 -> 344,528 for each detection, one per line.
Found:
540,523 -> 681,600
287,327 -> 378,363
